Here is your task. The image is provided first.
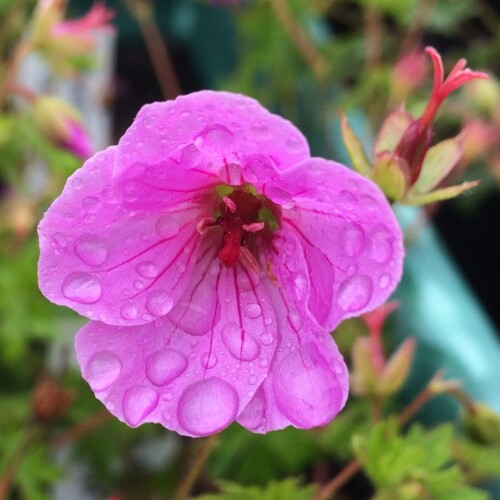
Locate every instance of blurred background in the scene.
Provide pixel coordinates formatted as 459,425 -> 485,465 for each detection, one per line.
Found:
1,0 -> 500,498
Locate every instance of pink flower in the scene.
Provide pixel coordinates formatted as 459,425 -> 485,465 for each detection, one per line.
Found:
38,91 -> 403,437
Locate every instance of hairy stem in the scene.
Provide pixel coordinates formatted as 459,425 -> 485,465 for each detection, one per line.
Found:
269,0 -> 329,81
127,0 -> 181,99
174,433 -> 220,500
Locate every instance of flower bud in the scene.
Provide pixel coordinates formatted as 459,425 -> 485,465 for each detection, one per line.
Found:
31,374 -> 73,423
464,404 -> 500,445
33,95 -> 92,159
378,338 -> 416,396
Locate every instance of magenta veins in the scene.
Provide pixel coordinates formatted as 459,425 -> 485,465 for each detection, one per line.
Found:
38,91 -> 404,437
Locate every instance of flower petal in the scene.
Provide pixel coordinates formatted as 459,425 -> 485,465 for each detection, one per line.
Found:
38,147 -> 206,325
237,280 -> 348,433
274,158 -> 404,330
113,91 -> 310,191
75,237 -> 279,437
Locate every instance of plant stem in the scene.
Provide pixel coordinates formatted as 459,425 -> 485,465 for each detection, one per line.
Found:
51,408 -> 113,448
269,0 -> 329,81
0,424 -> 40,499
174,433 -> 220,500
127,0 -> 180,100
0,39 -> 34,108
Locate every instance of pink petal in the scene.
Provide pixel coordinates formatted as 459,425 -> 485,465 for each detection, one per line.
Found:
38,147 -> 206,325
237,281 -> 348,432
273,157 -> 404,330
75,240 -> 279,437
112,92 -> 310,189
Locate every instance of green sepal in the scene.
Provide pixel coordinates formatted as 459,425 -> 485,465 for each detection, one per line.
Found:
339,109 -> 372,176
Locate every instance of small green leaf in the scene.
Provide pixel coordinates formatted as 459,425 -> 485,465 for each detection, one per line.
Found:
409,136 -> 463,195
372,152 -> 411,201
196,478 -> 315,500
402,180 -> 480,205
374,106 -> 413,156
339,109 -> 372,176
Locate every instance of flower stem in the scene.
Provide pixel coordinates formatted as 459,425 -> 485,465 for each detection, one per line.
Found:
0,38 -> 34,109
268,0 -> 329,81
126,0 -> 180,100
0,423 -> 40,499
173,433 -> 220,500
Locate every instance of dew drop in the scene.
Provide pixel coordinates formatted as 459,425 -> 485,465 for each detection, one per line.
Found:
221,323 -> 260,361
53,232 -> 68,248
146,349 -> 188,386
120,303 -> 138,320
258,357 -> 269,368
136,261 -> 159,278
337,275 -> 373,312
146,290 -> 173,317
248,375 -> 258,385
122,386 -> 159,427
287,310 -> 303,330
85,351 -> 121,391
200,352 -> 218,369
74,234 -> 107,266
70,177 -> 83,189
243,303 -> 262,319
378,273 -> 391,289
162,392 -> 173,401
341,223 -> 366,257
156,216 -> 179,238
264,317 -> 273,326
368,225 -> 394,263
338,190 -> 358,210
177,377 -> 239,436
260,333 -> 274,346
81,196 -> 101,213
285,135 -> 303,152
180,143 -> 202,168
134,280 -> 144,290
62,272 -> 102,304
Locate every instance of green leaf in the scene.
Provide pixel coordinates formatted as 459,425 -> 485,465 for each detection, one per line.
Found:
339,109 -> 372,176
372,152 -> 410,201
402,180 -> 480,205
409,137 -> 463,195
453,438 -> 500,482
208,424 -> 318,485
374,107 -> 413,156
196,478 -> 315,500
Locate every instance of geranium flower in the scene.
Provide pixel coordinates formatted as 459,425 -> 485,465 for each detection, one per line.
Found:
38,91 -> 403,437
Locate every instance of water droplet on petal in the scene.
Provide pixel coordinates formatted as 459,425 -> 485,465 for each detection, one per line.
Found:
74,234 -> 107,266
378,273 -> 391,289
272,343 -> 344,427
337,275 -> 373,312
222,323 -> 260,361
146,349 -> 188,386
53,232 -> 68,248
243,303 -> 262,319
180,143 -> 203,168
285,135 -> 303,152
81,196 -> 101,213
368,225 -> 394,263
71,177 -> 83,189
177,377 -> 239,436
248,375 -> 258,385
341,223 -> 365,257
338,190 -> 358,210
85,351 -> 121,391
260,333 -> 274,346
136,261 -> 159,278
258,357 -> 269,368
122,386 -> 159,427
62,272 -> 101,304
120,303 -> 138,320
146,290 -> 173,317
156,216 -> 179,238
287,310 -> 303,330
292,273 -> 308,300
201,352 -> 218,369
194,124 -> 234,154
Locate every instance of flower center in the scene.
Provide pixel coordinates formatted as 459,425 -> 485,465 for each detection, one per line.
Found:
197,187 -> 278,273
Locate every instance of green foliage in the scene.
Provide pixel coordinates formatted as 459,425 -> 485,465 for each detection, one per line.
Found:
196,477 -> 315,500
208,424 -> 318,485
353,420 -> 488,499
